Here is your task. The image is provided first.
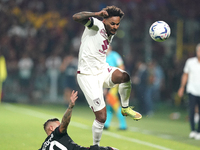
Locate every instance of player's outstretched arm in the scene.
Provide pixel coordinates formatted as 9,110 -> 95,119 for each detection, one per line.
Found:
59,90 -> 78,133
72,10 -> 108,25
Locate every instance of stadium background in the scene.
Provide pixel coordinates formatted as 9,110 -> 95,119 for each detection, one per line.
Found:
0,0 -> 200,108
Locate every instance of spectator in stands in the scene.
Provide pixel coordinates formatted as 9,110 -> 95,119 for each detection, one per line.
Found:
132,60 -> 148,115
18,52 -> 34,98
145,60 -> 164,116
45,51 -> 62,101
60,53 -> 78,105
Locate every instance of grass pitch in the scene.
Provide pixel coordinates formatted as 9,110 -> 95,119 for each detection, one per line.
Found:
0,102 -> 200,150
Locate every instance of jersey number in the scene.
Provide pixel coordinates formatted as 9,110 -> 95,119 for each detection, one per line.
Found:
101,40 -> 109,51
49,141 -> 68,150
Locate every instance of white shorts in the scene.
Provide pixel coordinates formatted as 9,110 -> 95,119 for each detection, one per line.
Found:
77,66 -> 124,112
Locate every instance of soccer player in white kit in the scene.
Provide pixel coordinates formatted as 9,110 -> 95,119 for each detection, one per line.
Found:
178,44 -> 200,140
73,6 -> 142,145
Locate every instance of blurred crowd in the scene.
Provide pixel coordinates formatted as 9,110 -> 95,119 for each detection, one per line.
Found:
1,0 -> 200,108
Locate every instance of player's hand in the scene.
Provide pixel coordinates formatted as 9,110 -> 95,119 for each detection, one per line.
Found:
97,10 -> 108,18
177,87 -> 184,98
69,90 -> 78,108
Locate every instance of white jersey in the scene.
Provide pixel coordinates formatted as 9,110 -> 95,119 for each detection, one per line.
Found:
184,57 -> 200,96
77,17 -> 114,75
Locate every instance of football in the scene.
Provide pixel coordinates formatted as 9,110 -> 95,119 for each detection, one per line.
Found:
149,21 -> 171,42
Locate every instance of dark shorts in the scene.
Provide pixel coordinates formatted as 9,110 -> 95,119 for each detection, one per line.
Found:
64,76 -> 76,89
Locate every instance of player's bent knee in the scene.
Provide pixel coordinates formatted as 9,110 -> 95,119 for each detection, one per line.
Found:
122,72 -> 130,83
112,70 -> 130,84
96,115 -> 106,123
95,112 -> 107,123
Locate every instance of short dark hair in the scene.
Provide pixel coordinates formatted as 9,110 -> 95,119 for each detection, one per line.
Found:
103,6 -> 124,19
43,118 -> 59,131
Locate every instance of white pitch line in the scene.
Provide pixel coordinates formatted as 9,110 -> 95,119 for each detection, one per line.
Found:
70,122 -> 90,130
3,103 -> 56,119
103,131 -> 172,150
3,103 -> 172,150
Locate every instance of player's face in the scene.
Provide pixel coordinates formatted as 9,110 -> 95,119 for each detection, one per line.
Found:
51,121 -> 61,131
46,121 -> 61,136
103,16 -> 121,36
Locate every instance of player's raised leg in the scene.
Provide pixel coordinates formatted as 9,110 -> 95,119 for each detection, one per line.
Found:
77,74 -> 107,145
112,69 -> 142,120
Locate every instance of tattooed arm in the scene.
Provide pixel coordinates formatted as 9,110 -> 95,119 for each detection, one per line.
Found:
59,90 -> 78,133
72,10 -> 109,25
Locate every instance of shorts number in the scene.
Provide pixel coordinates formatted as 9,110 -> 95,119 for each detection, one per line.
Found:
49,141 -> 68,150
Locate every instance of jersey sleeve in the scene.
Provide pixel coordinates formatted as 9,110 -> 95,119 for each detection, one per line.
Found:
85,17 -> 101,31
85,17 -> 94,27
183,59 -> 190,73
54,126 -> 67,136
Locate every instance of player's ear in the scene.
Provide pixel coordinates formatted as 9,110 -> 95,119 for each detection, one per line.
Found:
49,125 -> 54,131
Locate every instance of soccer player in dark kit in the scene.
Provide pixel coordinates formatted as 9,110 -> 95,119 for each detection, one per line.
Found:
39,90 -> 118,150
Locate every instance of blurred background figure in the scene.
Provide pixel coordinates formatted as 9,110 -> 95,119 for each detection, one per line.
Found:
18,52 -> 34,101
60,52 -> 78,105
132,60 -> 148,115
178,43 -> 200,140
33,55 -> 48,102
133,60 -> 164,116
45,51 -> 62,102
0,52 -> 7,102
104,45 -> 127,130
145,60 -> 164,116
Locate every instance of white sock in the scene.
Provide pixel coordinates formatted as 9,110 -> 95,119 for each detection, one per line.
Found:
92,119 -> 104,145
194,113 -> 199,124
118,81 -> 131,107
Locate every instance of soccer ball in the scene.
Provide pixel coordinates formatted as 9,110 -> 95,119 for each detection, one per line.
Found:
149,21 -> 171,42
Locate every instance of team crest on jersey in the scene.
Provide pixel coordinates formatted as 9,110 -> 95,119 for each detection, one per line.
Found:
93,98 -> 101,106
100,29 -> 107,39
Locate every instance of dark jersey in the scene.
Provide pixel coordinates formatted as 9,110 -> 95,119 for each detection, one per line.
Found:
39,127 -> 89,150
39,127 -> 115,150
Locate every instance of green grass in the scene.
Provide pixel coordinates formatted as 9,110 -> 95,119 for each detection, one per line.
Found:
0,102 -> 199,150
